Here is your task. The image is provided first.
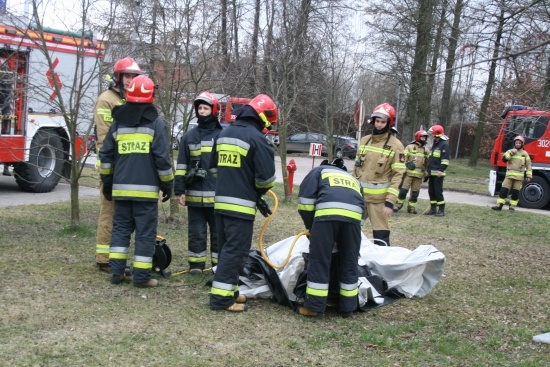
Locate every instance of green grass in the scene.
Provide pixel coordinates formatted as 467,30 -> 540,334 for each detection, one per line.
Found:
1,180 -> 549,366
425,158 -> 494,195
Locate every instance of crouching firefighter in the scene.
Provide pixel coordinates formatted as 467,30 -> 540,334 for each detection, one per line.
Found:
208,94 -> 277,312
394,130 -> 430,214
354,103 -> 405,246
297,158 -> 365,318
175,92 -> 223,274
492,135 -> 532,211
99,75 -> 174,287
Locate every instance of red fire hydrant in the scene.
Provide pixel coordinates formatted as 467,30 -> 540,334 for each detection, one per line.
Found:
287,159 -> 297,195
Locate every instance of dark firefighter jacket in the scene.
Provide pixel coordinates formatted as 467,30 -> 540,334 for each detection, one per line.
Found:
427,137 -> 450,176
209,106 -> 276,220
174,116 -> 223,207
99,103 -> 174,201
298,165 -> 365,230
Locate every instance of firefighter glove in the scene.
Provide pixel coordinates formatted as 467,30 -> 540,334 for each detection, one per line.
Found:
256,197 -> 272,217
423,175 -> 429,182
161,187 -> 172,202
103,184 -> 113,201
406,161 -> 416,170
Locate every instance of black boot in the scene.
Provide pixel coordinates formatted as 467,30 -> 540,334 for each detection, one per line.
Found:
435,204 -> 445,217
372,230 -> 391,247
425,204 -> 437,215
491,204 -> 503,211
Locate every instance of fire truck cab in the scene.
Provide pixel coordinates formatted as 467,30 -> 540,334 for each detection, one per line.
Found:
0,23 -> 102,192
489,105 -> 550,209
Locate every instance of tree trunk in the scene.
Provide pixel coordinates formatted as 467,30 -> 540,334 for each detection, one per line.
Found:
249,0 -> 260,92
439,0 -> 464,127
405,0 -> 435,131
220,0 -> 229,70
426,0 -> 447,122
469,7 -> 505,167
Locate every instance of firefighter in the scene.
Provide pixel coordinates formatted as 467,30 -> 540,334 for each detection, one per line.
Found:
492,135 -> 532,211
93,57 -> 142,273
99,75 -> 174,287
175,92 -> 223,274
425,124 -> 450,217
209,94 -> 277,312
354,103 -> 405,246
297,158 -> 365,318
394,130 -> 430,214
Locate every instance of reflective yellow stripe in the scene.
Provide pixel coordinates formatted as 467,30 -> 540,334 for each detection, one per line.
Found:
306,287 -> 329,297
96,244 -> 109,254
175,169 -> 187,176
133,261 -> 152,270
189,256 -> 207,263
211,287 -> 235,297
298,204 -> 315,211
315,208 -> 362,221
116,133 -> 154,142
113,190 -> 159,199
109,253 -> 128,260
214,202 -> 256,215
340,288 -> 358,297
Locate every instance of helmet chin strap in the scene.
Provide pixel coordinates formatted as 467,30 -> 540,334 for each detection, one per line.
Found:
259,112 -> 272,129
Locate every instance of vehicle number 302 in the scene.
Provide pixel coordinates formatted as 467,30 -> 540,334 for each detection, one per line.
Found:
537,139 -> 550,148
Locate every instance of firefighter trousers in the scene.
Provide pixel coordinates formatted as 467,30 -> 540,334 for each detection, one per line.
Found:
96,181 -> 114,265
210,215 -> 254,310
109,200 -> 158,284
428,176 -> 445,206
305,221 -> 360,313
187,206 -> 218,270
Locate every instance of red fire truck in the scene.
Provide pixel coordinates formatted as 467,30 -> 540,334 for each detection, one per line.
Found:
489,105 -> 550,209
0,23 -> 102,192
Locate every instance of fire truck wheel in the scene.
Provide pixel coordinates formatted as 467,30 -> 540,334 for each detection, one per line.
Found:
14,130 -> 64,193
519,176 -> 550,209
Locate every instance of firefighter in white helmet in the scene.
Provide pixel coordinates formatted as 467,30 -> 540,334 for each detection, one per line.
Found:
99,75 -> 174,287
394,130 -> 430,214
353,103 -> 405,246
175,92 -> 223,274
93,57 -> 142,273
492,135 -> 532,211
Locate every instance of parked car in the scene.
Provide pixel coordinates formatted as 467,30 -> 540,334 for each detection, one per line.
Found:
332,135 -> 358,159
286,132 -> 328,155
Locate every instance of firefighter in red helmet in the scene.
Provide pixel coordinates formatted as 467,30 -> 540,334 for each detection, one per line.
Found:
99,75 -> 174,287
394,130 -> 430,214
492,135 -> 532,211
175,92 -> 223,273
425,124 -> 450,217
209,94 -> 277,312
93,57 -> 142,273
353,103 -> 405,246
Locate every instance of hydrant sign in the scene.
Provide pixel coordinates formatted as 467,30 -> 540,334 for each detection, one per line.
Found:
309,143 -> 323,157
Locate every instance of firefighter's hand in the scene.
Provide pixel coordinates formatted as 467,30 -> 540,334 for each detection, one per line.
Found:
511,148 -> 517,154
423,175 -> 429,182
257,197 -> 272,217
178,194 -> 186,206
161,188 -> 172,202
437,171 -> 443,177
95,159 -> 101,170
383,206 -> 393,217
526,177 -> 531,182
103,184 -> 113,201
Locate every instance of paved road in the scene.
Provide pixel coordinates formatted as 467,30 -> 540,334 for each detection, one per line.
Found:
1,157 -> 549,216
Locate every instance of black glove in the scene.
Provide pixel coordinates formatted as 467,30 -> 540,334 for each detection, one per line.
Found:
103,184 -> 112,201
161,187 -> 172,202
406,161 -> 416,170
423,175 -> 429,182
256,197 -> 272,217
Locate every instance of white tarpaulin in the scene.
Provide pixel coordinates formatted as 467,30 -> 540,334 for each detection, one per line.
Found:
239,232 -> 446,307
